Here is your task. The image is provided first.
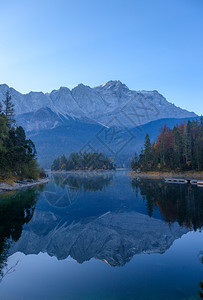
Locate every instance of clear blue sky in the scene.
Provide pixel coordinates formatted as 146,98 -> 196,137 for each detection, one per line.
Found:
0,0 -> 202,115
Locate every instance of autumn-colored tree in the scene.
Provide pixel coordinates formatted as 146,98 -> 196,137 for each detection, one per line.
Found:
131,118 -> 203,172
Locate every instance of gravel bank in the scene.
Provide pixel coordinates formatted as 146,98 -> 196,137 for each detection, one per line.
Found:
0,178 -> 50,193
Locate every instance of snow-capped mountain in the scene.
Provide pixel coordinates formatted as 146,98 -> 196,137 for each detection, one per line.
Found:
0,81 -> 198,167
0,81 -> 197,132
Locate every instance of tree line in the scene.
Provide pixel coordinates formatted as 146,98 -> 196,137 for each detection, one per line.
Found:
0,91 -> 45,179
131,118 -> 203,172
51,152 -> 116,171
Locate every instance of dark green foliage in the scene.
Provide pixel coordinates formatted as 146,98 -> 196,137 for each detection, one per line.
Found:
51,151 -> 116,171
199,281 -> 203,298
3,91 -> 15,126
131,118 -> 203,171
142,134 -> 152,171
0,95 -> 42,179
131,152 -> 138,170
0,124 -> 39,178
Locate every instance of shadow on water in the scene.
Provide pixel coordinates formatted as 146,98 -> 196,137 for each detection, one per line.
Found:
0,186 -> 45,281
131,178 -> 203,299
52,172 -> 113,192
0,173 -> 202,299
131,178 -> 203,231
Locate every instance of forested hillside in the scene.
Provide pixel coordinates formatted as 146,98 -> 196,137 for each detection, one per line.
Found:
131,118 -> 203,172
0,92 -> 44,180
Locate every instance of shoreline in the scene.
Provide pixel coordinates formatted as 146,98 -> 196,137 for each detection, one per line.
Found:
0,178 -> 50,193
128,171 -> 203,180
50,169 -> 117,174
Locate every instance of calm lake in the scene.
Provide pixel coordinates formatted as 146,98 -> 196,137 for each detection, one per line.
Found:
0,171 -> 202,300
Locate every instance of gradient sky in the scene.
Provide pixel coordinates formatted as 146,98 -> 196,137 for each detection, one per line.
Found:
0,0 -> 202,115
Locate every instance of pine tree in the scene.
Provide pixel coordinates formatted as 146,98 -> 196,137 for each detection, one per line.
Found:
142,134 -> 151,171
3,91 -> 15,126
15,126 -> 26,147
131,118 -> 202,172
131,152 -> 138,170
26,139 -> 37,160
60,154 -> 67,170
51,152 -> 115,171
0,114 -> 9,172
51,157 -> 61,171
200,115 -> 203,137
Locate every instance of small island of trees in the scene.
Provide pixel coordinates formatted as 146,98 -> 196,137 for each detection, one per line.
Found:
51,152 -> 116,171
131,118 -> 203,172
0,91 -> 45,180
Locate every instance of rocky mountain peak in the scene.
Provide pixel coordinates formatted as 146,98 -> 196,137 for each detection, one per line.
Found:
0,83 -> 9,94
98,80 -> 129,90
74,83 -> 90,90
0,81 -> 197,132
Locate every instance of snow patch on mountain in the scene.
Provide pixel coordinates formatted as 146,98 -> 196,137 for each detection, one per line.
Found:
0,81 -> 197,132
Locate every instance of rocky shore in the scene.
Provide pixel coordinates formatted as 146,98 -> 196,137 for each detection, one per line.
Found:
0,178 -> 50,193
128,171 -> 203,180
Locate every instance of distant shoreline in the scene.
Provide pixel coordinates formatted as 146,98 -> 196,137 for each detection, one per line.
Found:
128,171 -> 203,180
0,178 -> 50,194
51,169 -> 117,174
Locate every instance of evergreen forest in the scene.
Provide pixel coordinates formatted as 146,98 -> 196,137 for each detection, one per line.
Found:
51,152 -> 116,171
131,118 -> 203,172
0,92 -> 45,180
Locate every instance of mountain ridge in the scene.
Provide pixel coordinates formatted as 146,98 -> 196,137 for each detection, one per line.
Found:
0,81 -> 197,132
0,81 -> 198,167
28,116 -> 198,168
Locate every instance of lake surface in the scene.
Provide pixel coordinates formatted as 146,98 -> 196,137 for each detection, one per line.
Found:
0,171 -> 202,300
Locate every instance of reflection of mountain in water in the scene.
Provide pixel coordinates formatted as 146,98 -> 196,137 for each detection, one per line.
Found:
7,174 -> 189,267
3,173 -> 203,268
10,210 -> 187,266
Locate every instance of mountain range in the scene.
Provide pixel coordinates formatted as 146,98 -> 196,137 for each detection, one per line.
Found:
0,81 -> 198,167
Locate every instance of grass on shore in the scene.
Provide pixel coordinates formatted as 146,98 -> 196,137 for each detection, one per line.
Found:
0,175 -> 20,185
0,174 -> 46,185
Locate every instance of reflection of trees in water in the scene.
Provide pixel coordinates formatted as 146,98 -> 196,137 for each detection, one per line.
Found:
0,186 -> 43,281
199,253 -> 203,298
199,282 -> 203,298
52,173 -> 113,192
132,179 -> 203,230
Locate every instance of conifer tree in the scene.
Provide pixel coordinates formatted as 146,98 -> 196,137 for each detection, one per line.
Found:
142,134 -> 151,171
0,99 -> 44,179
3,91 -> 15,126
131,152 -> 138,170
131,118 -> 202,172
51,152 -> 115,171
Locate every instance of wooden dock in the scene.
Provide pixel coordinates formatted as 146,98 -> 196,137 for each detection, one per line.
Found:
165,178 -> 203,187
197,180 -> 203,187
190,180 -> 198,185
165,178 -> 187,184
